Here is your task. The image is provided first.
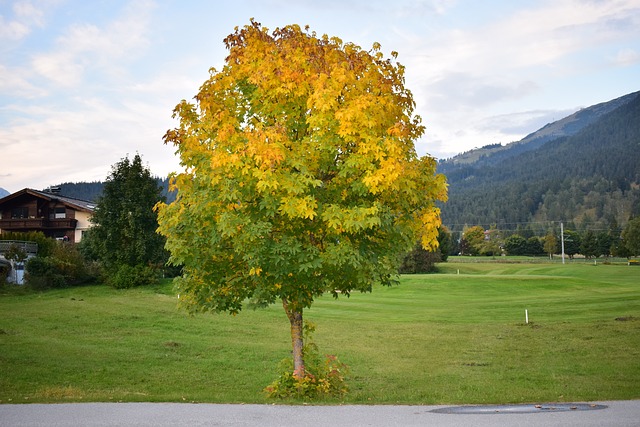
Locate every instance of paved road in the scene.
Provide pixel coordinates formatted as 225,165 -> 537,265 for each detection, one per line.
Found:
1,401 -> 639,427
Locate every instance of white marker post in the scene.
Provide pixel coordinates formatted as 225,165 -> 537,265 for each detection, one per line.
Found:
525,309 -> 529,324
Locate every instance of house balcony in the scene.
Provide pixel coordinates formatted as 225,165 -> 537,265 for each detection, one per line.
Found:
0,218 -> 78,231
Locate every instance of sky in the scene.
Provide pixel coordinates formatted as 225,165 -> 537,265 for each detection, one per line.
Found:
1,0 -> 639,193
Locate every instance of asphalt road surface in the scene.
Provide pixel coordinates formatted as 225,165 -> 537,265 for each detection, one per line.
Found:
1,401 -> 639,427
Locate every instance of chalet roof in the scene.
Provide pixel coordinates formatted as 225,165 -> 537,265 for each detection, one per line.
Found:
0,188 -> 96,213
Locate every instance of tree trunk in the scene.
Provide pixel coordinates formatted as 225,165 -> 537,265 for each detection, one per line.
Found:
282,298 -> 305,377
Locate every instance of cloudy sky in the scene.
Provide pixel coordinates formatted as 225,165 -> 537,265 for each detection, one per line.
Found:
1,0 -> 639,193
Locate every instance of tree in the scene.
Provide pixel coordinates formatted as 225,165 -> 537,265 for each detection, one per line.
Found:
580,230 -> 598,259
156,21 -> 447,379
83,154 -> 167,284
525,236 -> 544,256
479,227 -> 502,256
504,234 -> 527,256
461,226 -> 485,256
608,218 -> 626,258
400,227 -> 452,273
622,217 -> 640,257
595,231 -> 612,258
438,226 -> 452,262
543,233 -> 557,259
563,229 -> 581,259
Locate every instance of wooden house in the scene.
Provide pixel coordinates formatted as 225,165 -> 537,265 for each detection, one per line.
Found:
0,188 -> 95,243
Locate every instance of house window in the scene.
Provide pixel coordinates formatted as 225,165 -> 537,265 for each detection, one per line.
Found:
11,207 -> 29,219
49,207 -> 66,219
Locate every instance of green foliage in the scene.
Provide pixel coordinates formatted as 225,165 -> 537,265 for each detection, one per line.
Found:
543,233 -> 557,258
479,229 -> 503,256
563,230 -> 581,259
504,235 -> 527,256
580,230 -> 597,258
25,257 -> 66,289
51,181 -> 104,202
461,226 -> 484,256
399,243 -> 440,273
4,243 -> 27,264
25,243 -> 99,290
525,236 -> 544,256
264,322 -> 349,400
83,154 -> 168,282
622,217 -> 640,256
503,234 -> 545,257
0,231 -> 56,257
400,227 -> 451,273
107,264 -> 159,289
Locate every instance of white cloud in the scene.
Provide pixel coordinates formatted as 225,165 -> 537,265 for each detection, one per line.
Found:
0,95 -> 177,190
31,0 -> 155,86
0,64 -> 47,98
0,17 -> 31,39
612,48 -> 640,65
14,1 -> 44,25
401,0 -> 640,159
0,0 -> 47,40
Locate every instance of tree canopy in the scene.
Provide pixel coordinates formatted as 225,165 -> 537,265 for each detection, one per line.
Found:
622,217 -> 640,256
156,21 -> 447,378
84,154 -> 167,281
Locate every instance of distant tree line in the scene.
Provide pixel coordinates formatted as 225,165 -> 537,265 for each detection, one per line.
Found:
445,218 -> 640,260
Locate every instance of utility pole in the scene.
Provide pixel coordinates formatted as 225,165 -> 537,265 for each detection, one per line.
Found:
560,222 -> 565,265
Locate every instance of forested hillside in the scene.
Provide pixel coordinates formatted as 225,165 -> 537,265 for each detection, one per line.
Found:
51,178 -> 175,203
438,91 -> 640,235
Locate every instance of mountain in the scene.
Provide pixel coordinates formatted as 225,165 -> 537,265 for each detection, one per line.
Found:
0,188 -> 9,198
440,90 -> 640,169
437,90 -> 640,234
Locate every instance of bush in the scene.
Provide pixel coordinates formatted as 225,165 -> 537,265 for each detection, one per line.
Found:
264,322 -> 349,400
25,242 -> 101,290
107,264 -> 160,289
399,243 -> 441,273
25,257 -> 66,289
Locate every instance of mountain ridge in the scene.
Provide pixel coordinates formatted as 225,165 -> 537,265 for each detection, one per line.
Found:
439,90 -> 640,169
438,90 -> 640,232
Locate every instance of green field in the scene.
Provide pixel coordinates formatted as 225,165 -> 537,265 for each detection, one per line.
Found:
1,262 -> 639,404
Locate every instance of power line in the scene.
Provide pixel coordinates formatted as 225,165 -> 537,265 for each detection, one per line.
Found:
444,220 -> 621,235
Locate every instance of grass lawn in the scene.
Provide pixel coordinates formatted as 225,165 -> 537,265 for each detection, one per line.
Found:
0,262 -> 638,404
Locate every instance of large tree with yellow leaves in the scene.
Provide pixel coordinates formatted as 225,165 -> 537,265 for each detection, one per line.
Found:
156,20 -> 447,377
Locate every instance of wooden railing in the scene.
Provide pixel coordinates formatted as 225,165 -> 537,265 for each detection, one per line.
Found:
0,218 -> 78,230
0,240 -> 38,255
